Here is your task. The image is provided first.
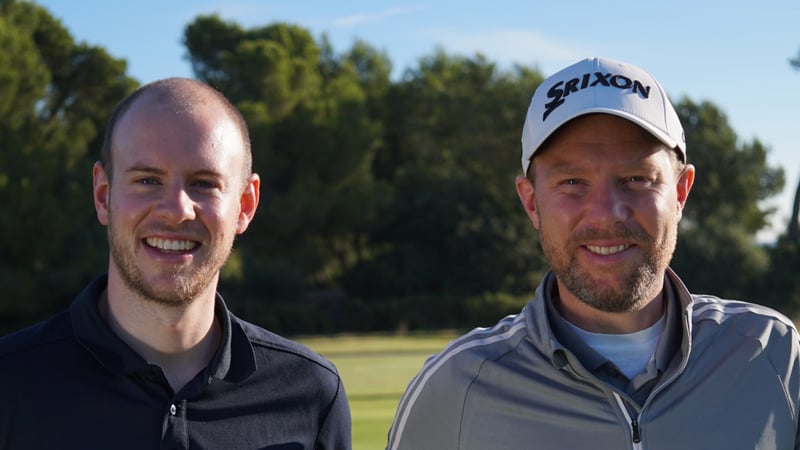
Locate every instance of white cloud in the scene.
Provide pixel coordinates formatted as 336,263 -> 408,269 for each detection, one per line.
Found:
425,28 -> 584,73
332,5 -> 430,27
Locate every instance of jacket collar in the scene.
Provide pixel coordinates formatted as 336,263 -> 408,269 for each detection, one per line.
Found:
525,268 -> 693,371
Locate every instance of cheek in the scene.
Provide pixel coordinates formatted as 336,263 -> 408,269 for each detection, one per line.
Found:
108,191 -> 147,222
536,198 -> 577,230
201,199 -> 239,232
635,195 -> 677,235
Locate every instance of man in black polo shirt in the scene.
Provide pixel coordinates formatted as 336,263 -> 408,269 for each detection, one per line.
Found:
0,78 -> 351,449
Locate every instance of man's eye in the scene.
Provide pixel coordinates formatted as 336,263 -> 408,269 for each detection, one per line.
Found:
192,180 -> 217,189
136,178 -> 159,185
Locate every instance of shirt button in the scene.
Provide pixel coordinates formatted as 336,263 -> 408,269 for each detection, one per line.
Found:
169,404 -> 177,415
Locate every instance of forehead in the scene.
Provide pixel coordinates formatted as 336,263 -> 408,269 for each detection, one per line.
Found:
534,114 -> 669,165
112,93 -> 245,174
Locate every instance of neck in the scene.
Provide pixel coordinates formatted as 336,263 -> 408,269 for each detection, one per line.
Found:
100,275 -> 222,392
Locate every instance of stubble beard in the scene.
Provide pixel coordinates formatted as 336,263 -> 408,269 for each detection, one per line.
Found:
538,215 -> 677,313
107,209 -> 233,307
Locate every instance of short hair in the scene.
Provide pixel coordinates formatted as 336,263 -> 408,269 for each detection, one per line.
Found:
99,78 -> 252,186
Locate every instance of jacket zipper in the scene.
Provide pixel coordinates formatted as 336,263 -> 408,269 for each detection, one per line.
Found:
631,418 -> 641,444
613,393 -> 643,450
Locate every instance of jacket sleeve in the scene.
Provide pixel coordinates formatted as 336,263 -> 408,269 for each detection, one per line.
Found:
386,354 -> 468,450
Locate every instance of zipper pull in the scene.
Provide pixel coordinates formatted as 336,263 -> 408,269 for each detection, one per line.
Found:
631,418 -> 641,443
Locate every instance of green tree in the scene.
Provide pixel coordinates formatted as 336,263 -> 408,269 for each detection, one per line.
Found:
672,98 -> 784,301
344,50 -> 548,329
760,48 -> 800,317
0,0 -> 136,333
765,235 -> 800,317
788,176 -> 800,243
787,49 -> 800,242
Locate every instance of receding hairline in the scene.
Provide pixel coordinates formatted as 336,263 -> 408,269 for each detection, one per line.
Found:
100,77 -> 252,184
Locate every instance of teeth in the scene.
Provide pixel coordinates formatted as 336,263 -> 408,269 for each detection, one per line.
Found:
145,237 -> 198,251
586,245 -> 629,255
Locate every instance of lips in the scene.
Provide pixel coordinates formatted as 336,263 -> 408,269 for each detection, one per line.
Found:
144,237 -> 199,252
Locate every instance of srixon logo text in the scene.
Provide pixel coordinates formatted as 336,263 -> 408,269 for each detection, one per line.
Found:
543,72 -> 651,121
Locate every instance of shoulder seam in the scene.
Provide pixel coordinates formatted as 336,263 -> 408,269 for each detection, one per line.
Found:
692,297 -> 796,329
388,313 -> 528,449
246,333 -> 340,377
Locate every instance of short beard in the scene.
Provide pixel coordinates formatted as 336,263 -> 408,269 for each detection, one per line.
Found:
107,211 -> 231,307
540,222 -> 675,313
556,254 -> 660,313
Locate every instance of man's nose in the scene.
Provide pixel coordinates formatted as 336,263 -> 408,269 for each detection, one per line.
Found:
585,181 -> 631,227
155,184 -> 196,223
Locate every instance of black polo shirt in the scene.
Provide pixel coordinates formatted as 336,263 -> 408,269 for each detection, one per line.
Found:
0,275 -> 351,450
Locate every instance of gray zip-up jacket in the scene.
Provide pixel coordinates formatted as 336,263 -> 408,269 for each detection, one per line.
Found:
387,269 -> 800,450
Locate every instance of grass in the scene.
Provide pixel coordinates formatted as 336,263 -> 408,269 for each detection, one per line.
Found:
297,332 -> 458,450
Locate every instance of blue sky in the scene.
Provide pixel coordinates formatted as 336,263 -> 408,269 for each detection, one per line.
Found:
35,0 -> 800,242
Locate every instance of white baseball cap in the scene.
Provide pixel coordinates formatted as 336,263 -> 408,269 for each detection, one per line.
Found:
520,57 -> 685,174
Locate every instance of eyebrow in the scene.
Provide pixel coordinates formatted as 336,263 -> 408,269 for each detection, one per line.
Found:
542,158 -> 662,179
124,165 -> 166,176
542,160 -> 592,175
123,166 -> 225,179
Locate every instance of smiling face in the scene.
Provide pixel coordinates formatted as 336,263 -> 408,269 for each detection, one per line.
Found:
516,114 -> 694,316
93,89 -> 259,306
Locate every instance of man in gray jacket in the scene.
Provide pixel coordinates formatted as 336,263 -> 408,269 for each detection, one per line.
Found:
387,57 -> 800,449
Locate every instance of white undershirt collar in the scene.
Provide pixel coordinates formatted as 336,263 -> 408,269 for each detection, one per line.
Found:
565,315 -> 666,379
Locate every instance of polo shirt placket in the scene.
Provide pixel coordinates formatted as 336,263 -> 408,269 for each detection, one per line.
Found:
162,399 -> 188,450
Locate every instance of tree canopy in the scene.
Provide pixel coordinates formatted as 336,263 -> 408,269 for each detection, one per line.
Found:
0,2 -> 795,334
671,99 -> 784,300
0,0 -> 136,331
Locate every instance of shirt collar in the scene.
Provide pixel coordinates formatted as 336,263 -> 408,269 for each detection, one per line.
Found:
652,279 -> 680,373
208,293 -> 256,382
71,275 -> 256,382
541,271 -> 681,374
544,281 -> 607,372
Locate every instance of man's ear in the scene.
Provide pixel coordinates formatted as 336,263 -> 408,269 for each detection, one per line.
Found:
236,173 -> 260,234
93,161 -> 110,226
515,175 -> 541,230
676,164 -> 696,220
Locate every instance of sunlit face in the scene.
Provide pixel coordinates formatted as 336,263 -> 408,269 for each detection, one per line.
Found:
93,94 -> 258,306
516,114 -> 693,313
